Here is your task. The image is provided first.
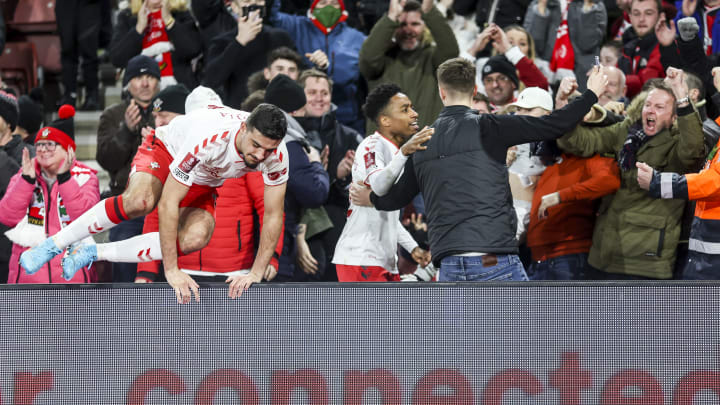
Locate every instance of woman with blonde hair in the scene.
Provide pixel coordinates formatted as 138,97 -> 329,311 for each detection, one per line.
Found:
503,24 -> 554,83
465,23 -> 549,100
110,0 -> 203,89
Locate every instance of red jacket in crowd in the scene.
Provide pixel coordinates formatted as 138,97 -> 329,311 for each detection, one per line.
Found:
618,30 -> 665,98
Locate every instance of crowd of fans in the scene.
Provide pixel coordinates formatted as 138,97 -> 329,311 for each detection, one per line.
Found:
2,0 -> 720,285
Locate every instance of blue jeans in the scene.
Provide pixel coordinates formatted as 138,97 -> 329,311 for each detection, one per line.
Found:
527,253 -> 589,280
108,216 -> 145,282
439,254 -> 528,281
682,250 -> 720,280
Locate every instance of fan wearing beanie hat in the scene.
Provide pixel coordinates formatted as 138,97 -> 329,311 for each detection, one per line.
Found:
0,90 -> 20,134
264,74 -> 307,113
0,90 -> 34,166
1,102 -> 100,284
482,55 -> 519,109
123,55 -> 162,89
35,105 -> 77,153
121,55 -> 161,122
16,89 -> 45,145
152,84 -> 190,127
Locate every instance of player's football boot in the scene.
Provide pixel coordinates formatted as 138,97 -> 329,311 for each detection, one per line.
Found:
19,238 -> 62,275
61,244 -> 97,281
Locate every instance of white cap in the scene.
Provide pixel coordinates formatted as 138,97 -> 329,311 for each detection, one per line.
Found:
509,87 -> 553,112
184,86 -> 223,113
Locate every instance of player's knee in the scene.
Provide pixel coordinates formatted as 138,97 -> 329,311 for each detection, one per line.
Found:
121,188 -> 157,217
178,229 -> 211,254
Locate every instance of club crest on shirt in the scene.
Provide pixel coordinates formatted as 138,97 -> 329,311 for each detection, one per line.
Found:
364,151 -> 376,170
207,166 -> 221,178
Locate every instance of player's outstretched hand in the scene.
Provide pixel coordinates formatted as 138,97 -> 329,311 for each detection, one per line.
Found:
400,126 -> 434,156
226,271 -> 262,299
165,268 -> 199,304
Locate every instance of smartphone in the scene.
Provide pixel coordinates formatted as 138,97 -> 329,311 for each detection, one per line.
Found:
242,4 -> 266,18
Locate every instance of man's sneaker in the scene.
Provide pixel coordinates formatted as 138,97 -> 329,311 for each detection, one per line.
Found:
61,245 -> 97,281
20,238 -> 62,275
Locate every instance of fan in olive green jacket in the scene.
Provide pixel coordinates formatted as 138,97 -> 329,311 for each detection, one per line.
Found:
359,0 -> 459,134
558,87 -> 705,279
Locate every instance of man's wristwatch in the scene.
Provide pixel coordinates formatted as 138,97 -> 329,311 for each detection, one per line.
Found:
676,96 -> 690,106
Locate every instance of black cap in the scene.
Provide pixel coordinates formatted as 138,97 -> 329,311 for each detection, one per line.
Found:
264,74 -> 306,113
123,55 -> 161,87
152,84 -> 190,114
482,55 -> 519,88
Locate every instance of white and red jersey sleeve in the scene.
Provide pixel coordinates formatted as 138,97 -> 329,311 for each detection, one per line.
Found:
352,132 -> 407,196
353,133 -> 395,187
260,142 -> 289,186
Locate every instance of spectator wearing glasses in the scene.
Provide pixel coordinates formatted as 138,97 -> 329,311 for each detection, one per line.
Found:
0,105 -> 100,283
481,55 -> 520,112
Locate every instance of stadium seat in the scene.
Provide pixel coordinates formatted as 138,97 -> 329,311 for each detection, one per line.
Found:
26,34 -> 61,74
9,0 -> 57,33
0,42 -> 39,94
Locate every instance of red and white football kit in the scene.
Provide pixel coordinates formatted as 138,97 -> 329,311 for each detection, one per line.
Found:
133,106 -> 288,215
89,106 -> 288,265
332,132 -> 418,281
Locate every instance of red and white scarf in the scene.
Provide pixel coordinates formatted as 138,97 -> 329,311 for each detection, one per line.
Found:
5,166 -> 96,248
549,0 -> 576,81
141,10 -> 177,88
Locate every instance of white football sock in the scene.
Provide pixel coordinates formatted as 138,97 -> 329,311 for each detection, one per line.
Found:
52,198 -> 119,249
97,232 -> 163,263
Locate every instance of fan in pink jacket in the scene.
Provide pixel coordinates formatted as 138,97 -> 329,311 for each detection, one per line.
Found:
0,105 -> 99,283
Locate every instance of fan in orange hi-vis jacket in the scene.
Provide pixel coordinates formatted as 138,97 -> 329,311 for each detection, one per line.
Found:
637,137 -> 720,280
